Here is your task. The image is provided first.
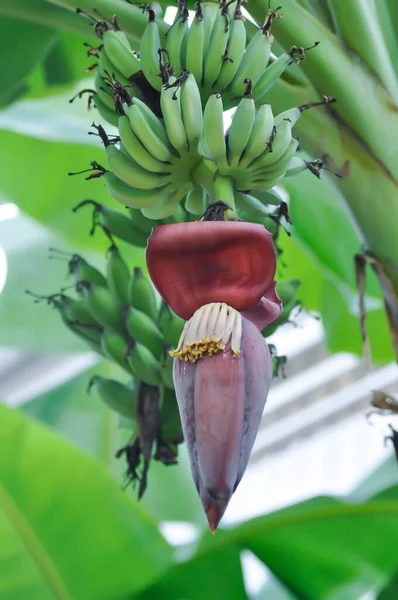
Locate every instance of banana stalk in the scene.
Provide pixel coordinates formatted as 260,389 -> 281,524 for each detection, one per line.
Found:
44,0 -> 168,47
263,40 -> 398,356
0,0 -> 93,35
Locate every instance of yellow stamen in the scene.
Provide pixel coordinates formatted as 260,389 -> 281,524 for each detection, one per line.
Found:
170,302 -> 242,362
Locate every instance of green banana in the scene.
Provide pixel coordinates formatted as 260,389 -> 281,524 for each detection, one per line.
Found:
248,118 -> 293,170
253,53 -> 296,106
234,190 -> 270,217
180,72 -> 203,152
78,281 -> 124,334
161,355 -> 174,389
160,77 -> 188,155
185,185 -> 207,215
252,138 -> 300,180
133,98 -> 172,149
128,208 -> 155,234
203,6 -> 230,89
61,295 -> 100,329
262,298 -> 300,338
159,304 -> 185,347
273,96 -> 336,125
98,206 -> 149,246
228,26 -> 272,98
251,139 -> 300,190
88,375 -> 136,420
125,103 -> 173,163
128,267 -> 158,322
127,341 -> 162,386
227,82 -> 256,167
141,184 -> 190,220
199,93 -> 228,170
160,204 -> 186,224
103,171 -> 174,209
73,200 -> 147,244
250,187 -> 283,206
118,115 -> 171,174
276,279 -> 301,305
159,386 -> 184,444
101,330 -> 133,373
96,49 -> 130,96
185,3 -> 205,83
139,9 -> 163,91
165,3 -> 189,76
239,103 -> 275,168
106,244 -> 130,307
102,30 -> 140,79
52,294 -> 102,347
68,255 -> 107,289
117,415 -> 137,431
94,72 -> 115,111
202,1 -> 222,59
274,106 -> 302,128
105,145 -> 172,190
125,306 -> 165,358
284,156 -> 308,177
215,8 -> 246,92
93,94 -> 118,127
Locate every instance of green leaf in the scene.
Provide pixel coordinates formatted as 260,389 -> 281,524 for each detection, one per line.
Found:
254,577 -> 298,600
0,17 -> 57,106
284,169 -> 380,297
195,494 -> 398,600
378,569 -> 398,600
140,544 -> 247,600
0,0 -> 94,38
20,363 -> 128,473
319,276 -> 395,361
0,89 -> 100,144
0,403 -> 172,599
277,208 -> 395,362
325,0 -> 398,100
141,492 -> 398,600
349,457 -> 398,502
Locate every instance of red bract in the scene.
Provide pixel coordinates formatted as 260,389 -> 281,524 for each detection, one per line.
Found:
146,221 -> 280,321
173,315 -> 272,532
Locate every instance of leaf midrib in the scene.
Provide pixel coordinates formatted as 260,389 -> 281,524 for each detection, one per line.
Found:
0,483 -> 73,600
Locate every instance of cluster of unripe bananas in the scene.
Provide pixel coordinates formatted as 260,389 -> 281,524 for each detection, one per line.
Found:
41,0 -> 334,496
71,0 -> 333,220
28,236 -> 187,494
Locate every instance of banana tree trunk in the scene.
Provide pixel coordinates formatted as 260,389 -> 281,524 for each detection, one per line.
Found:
250,0 -> 398,352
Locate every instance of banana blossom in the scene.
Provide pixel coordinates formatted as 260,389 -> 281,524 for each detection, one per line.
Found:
147,221 -> 281,530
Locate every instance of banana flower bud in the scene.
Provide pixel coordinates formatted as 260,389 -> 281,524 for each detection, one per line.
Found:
146,222 -> 281,531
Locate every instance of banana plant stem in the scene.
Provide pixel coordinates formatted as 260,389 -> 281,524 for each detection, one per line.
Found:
46,0 -> 168,42
212,176 -> 236,213
0,0 -> 92,36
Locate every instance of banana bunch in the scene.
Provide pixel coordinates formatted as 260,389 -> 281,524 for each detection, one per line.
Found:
76,9 -> 166,128
139,1 -> 296,108
91,70 -> 206,220
199,89 -> 335,199
199,84 -> 301,194
30,241 -> 186,494
262,279 -> 301,337
82,21 -> 142,127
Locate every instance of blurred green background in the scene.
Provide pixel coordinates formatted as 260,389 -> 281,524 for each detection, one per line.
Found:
0,1 -> 398,599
